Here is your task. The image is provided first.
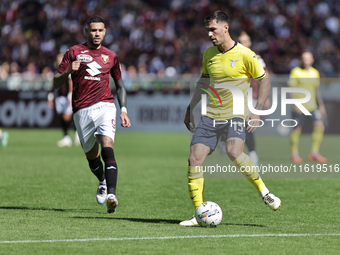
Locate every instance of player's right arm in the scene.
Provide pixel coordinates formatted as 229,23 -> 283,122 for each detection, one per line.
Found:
185,50 -> 210,132
53,60 -> 81,89
184,75 -> 207,132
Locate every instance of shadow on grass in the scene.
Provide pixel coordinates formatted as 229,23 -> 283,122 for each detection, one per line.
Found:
221,223 -> 265,227
72,216 -> 265,227
0,207 -> 266,227
72,216 -> 181,224
0,206 -> 91,212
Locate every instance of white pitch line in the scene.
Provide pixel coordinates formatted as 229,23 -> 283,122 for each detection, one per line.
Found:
1,233 -> 340,244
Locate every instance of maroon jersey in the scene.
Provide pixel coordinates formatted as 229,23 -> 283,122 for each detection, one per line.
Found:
58,43 -> 122,112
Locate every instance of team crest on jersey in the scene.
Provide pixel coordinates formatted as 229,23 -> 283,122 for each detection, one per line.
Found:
229,59 -> 239,67
101,54 -> 109,64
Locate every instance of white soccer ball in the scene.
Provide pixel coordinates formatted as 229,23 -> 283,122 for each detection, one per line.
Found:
195,201 -> 223,227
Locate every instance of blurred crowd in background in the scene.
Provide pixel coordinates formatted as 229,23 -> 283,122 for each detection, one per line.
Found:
0,0 -> 340,92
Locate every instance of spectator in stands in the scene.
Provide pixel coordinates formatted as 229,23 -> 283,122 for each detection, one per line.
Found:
6,62 -> 22,90
0,62 -> 10,80
0,0 -> 339,88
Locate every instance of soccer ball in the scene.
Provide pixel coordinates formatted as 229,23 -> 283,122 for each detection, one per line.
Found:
195,201 -> 223,227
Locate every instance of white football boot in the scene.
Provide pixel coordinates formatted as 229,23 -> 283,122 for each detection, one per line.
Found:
96,183 -> 107,204
263,193 -> 281,211
179,215 -> 198,226
57,135 -> 72,147
0,131 -> 9,148
107,194 -> 118,214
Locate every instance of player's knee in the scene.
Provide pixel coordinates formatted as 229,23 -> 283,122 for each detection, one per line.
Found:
226,148 -> 242,161
314,120 -> 324,128
85,143 -> 100,159
188,154 -> 203,167
97,135 -> 114,148
294,125 -> 302,132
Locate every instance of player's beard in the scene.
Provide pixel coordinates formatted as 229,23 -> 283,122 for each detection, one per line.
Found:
210,37 -> 220,46
90,37 -> 103,48
212,40 -> 220,46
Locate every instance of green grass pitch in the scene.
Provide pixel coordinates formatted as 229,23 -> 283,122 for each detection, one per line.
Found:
0,128 -> 339,254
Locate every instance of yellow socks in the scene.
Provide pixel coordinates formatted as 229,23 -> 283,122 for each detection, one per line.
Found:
232,152 -> 267,196
187,166 -> 204,209
187,152 -> 271,206
311,126 -> 324,152
290,126 -> 324,153
290,128 -> 301,154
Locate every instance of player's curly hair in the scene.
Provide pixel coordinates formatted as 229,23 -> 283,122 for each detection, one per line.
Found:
87,16 -> 105,27
204,10 -> 230,25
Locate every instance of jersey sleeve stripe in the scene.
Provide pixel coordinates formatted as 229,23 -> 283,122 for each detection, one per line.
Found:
254,72 -> 266,80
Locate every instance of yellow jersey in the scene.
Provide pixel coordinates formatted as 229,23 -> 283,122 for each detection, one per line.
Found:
288,66 -> 319,112
201,42 -> 265,120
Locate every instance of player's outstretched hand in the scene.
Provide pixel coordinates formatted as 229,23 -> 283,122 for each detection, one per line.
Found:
246,113 -> 260,133
120,112 -> 131,128
184,108 -> 195,133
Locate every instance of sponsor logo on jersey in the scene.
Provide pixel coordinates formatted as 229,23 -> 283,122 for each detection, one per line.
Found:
101,54 -> 109,64
77,54 -> 93,62
84,61 -> 102,81
84,76 -> 101,81
86,62 -> 102,76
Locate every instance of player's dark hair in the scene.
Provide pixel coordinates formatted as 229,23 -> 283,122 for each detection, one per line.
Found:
87,16 -> 105,27
204,10 -> 230,25
301,50 -> 313,56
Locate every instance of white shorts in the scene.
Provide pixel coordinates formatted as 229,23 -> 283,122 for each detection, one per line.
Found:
73,101 -> 116,153
55,96 -> 73,115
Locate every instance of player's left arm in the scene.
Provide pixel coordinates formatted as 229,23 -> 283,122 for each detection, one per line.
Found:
246,74 -> 270,133
245,51 -> 270,133
114,78 -> 131,128
315,86 -> 327,118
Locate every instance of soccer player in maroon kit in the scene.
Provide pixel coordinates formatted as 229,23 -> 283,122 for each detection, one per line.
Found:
53,16 -> 131,214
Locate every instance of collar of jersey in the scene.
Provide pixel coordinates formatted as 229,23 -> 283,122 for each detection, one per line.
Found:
218,41 -> 237,54
83,42 -> 102,51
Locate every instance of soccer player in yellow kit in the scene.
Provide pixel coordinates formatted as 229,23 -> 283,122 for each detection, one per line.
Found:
288,51 -> 327,164
180,10 -> 281,226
